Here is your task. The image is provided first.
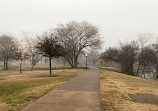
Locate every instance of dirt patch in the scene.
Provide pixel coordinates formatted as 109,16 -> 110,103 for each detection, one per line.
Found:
0,78 -> 5,80
108,85 -> 118,88
129,93 -> 158,104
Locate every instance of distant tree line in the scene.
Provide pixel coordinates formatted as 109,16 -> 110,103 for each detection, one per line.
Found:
100,33 -> 158,79
0,21 -> 101,76
0,34 -> 39,72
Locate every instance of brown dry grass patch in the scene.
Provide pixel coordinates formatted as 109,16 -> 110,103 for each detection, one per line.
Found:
0,70 -> 77,111
100,69 -> 158,111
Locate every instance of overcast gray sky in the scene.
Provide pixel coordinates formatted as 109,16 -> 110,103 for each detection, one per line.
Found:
0,0 -> 158,48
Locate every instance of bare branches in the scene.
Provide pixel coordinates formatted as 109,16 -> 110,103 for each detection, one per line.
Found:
137,33 -> 153,48
0,35 -> 16,70
22,32 -> 40,70
14,38 -> 31,73
55,21 -> 101,68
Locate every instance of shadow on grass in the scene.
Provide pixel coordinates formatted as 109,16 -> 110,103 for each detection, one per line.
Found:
129,93 -> 158,104
37,74 -> 61,77
32,66 -> 86,70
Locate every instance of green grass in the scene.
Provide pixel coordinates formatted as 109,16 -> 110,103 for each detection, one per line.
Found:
0,83 -> 27,96
100,100 -> 107,111
1,84 -> 59,107
41,85 -> 59,97
0,64 -> 85,74
0,72 -> 77,111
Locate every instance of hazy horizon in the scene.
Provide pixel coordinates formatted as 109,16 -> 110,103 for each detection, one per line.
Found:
0,0 -> 158,49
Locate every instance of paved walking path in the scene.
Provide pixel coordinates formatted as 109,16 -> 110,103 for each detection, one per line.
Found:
22,68 -> 101,111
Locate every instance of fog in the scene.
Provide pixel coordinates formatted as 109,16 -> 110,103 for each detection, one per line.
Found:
0,0 -> 158,48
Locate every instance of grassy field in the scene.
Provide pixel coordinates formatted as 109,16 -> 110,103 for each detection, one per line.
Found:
0,64 -> 84,73
0,69 -> 79,111
0,66 -> 82,75
100,69 -> 158,111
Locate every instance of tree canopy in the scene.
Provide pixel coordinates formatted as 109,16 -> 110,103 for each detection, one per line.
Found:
36,34 -> 64,76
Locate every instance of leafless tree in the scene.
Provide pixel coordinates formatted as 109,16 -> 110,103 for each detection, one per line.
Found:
22,32 -> 40,71
87,49 -> 99,66
60,57 -> 66,71
137,33 -> 153,48
55,21 -> 101,68
14,39 -> 30,73
0,35 -> 16,70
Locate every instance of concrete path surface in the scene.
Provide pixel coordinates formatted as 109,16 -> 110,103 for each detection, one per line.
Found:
22,68 -> 101,111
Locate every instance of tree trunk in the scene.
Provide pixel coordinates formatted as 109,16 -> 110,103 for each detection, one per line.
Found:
130,64 -> 134,76
100,60 -> 103,67
63,60 -> 65,72
31,65 -> 34,71
31,56 -> 34,71
41,56 -> 43,64
74,58 -> 78,68
20,59 -> 22,73
49,57 -> 52,77
3,59 -> 6,70
45,57 -> 47,64
93,60 -> 95,66
136,62 -> 142,76
66,58 -> 74,68
6,61 -> 8,70
156,63 -> 158,79
20,63 -> 22,73
74,54 -> 80,68
121,64 -> 126,73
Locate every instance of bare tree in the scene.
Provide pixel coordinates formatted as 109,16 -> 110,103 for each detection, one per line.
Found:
60,57 -> 66,71
14,39 -> 30,73
55,21 -> 101,68
22,32 -> 40,71
137,33 -> 153,48
0,35 -> 16,70
88,49 -> 99,66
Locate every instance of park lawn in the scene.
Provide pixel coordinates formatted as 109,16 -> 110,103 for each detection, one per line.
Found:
100,69 -> 158,111
0,68 -> 82,75
0,70 -> 77,111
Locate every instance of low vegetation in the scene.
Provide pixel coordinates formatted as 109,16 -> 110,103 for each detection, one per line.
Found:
0,69 -> 78,111
100,69 -> 158,111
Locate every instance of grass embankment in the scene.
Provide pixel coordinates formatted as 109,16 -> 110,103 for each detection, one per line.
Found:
100,69 -> 158,111
0,69 -> 79,111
